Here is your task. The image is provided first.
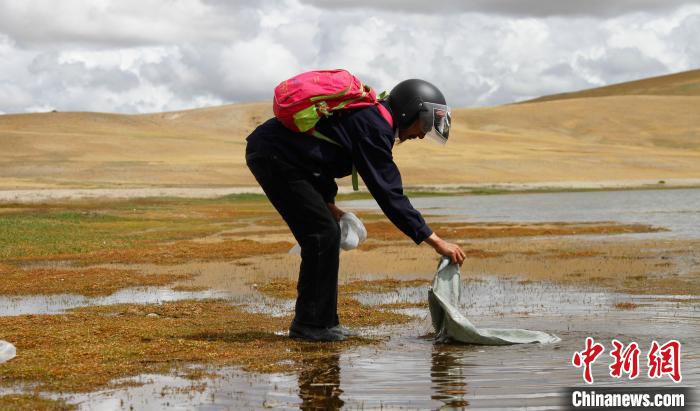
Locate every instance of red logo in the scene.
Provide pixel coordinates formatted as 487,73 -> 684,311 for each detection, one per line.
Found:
572,337 -> 606,384
609,339 -> 640,379
648,340 -> 682,383
572,338 -> 682,384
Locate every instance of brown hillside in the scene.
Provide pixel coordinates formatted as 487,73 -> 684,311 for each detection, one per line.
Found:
522,68 -> 700,104
1,71 -> 699,190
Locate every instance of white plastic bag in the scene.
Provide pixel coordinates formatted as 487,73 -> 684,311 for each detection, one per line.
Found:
289,212 -> 367,254
339,212 -> 367,251
0,340 -> 16,364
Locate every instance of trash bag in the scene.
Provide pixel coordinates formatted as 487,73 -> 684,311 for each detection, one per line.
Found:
429,257 -> 560,345
0,340 -> 16,364
289,212 -> 367,254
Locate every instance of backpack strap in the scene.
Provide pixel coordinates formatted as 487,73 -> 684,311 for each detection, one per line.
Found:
314,129 -> 361,192
311,99 -> 394,193
376,102 -> 394,128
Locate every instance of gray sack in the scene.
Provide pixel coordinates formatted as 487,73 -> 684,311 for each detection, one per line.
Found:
429,257 -> 560,345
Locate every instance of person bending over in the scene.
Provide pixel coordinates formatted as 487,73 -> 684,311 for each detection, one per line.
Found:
246,76 -> 466,341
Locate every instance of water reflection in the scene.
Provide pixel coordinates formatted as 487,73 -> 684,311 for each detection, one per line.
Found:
297,352 -> 344,410
295,343 -> 476,410
431,344 -> 470,408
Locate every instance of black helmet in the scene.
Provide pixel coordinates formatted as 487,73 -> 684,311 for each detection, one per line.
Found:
388,79 -> 451,144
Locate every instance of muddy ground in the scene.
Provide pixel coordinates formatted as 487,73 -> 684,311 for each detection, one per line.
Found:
0,193 -> 698,409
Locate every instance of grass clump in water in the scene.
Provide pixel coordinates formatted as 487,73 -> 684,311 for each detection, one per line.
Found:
0,394 -> 74,411
613,302 -> 640,310
0,265 -> 192,297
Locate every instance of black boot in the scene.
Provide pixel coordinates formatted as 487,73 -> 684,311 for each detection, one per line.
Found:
289,322 -> 346,342
329,324 -> 358,337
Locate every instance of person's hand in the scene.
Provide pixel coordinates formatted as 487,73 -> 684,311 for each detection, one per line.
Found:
424,233 -> 466,266
326,203 -> 345,222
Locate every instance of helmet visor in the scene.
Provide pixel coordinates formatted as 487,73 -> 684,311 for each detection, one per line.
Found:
418,102 -> 451,144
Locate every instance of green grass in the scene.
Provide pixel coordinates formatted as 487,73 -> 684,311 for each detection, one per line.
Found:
214,193 -> 268,202
0,211 -> 131,259
0,207 -> 224,261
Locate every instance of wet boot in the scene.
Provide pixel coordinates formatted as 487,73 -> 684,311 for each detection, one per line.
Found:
329,324 -> 358,337
289,323 -> 346,342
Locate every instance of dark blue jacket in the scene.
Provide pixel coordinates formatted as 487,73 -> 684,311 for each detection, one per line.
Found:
245,101 -> 433,244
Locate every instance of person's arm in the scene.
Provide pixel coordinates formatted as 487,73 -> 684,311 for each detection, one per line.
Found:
347,112 -> 464,261
351,130 -> 432,244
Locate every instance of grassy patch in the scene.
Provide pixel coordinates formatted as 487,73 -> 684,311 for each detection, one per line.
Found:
258,278 -> 430,300
377,301 -> 428,310
0,265 -> 191,296
257,278 -> 423,327
0,395 -> 74,411
0,208 -> 219,261
0,196 -> 279,262
613,302 -> 640,310
0,299 -> 390,393
76,239 -> 292,265
0,278 -> 418,394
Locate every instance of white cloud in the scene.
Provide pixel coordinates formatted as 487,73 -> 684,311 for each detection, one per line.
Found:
0,0 -> 259,46
577,47 -> 668,84
0,83 -> 34,112
300,0 -> 699,17
668,12 -> 700,67
219,36 -> 303,101
0,0 -> 698,114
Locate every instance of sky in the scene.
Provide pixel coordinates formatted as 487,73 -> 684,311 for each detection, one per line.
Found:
0,0 -> 699,114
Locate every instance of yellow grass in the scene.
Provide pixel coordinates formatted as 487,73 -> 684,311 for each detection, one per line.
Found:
0,395 -> 74,411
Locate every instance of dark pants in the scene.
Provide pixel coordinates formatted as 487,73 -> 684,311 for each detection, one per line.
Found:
246,150 -> 341,329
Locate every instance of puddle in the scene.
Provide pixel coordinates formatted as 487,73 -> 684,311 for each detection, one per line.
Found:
0,287 -> 231,316
3,276 -> 697,409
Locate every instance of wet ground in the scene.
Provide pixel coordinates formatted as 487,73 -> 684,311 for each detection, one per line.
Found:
3,276 -> 696,410
1,189 -> 698,410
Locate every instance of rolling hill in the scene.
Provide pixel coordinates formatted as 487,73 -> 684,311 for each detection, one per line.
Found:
520,68 -> 700,103
1,70 -> 699,191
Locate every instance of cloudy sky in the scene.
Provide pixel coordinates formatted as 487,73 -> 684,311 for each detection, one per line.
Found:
1,0 -> 699,114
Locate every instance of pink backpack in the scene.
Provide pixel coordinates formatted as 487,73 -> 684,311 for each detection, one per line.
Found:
274,69 -> 393,138
273,69 -> 393,190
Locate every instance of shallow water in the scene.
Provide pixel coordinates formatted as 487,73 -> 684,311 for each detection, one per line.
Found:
0,287 -> 230,316
341,188 -> 700,239
9,277 -> 696,410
